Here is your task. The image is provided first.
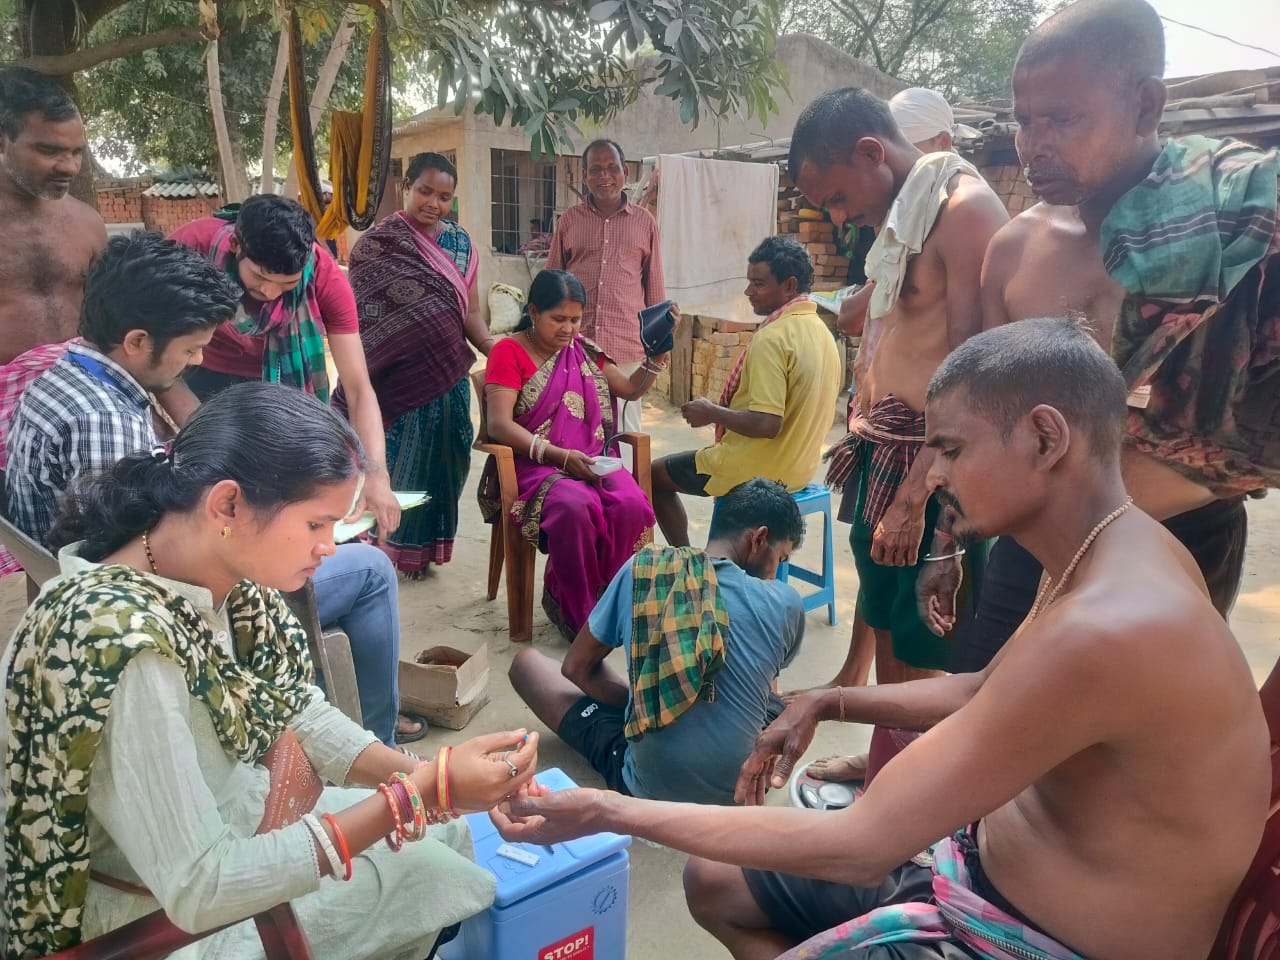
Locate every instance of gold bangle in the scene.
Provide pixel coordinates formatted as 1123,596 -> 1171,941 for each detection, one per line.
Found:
837,686 -> 846,723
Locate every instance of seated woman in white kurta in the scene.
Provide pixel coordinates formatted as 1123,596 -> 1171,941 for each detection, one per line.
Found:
0,382 -> 539,960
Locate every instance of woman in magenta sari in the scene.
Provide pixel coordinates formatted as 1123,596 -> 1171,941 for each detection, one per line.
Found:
481,270 -> 666,639
334,152 -> 494,577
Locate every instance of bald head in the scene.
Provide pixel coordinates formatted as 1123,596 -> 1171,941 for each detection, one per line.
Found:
1018,0 -> 1165,84
1012,0 -> 1167,210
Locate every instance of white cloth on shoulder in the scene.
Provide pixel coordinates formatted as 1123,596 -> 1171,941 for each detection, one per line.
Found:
865,152 -> 982,320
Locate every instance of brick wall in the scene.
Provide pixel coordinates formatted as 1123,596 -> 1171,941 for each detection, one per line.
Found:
96,183 -> 143,224
686,315 -> 759,404
977,162 -> 1035,215
776,171 -> 846,290
140,195 -> 222,235
95,180 -> 223,234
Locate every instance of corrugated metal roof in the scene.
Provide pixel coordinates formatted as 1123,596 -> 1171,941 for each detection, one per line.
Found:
141,180 -> 222,198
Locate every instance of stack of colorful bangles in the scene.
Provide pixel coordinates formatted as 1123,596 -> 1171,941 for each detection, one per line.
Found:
303,746 -> 459,881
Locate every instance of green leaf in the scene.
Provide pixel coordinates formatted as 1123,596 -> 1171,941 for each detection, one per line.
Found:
664,18 -> 684,46
523,112 -> 546,137
679,95 -> 697,126
653,73 -> 682,98
588,1 -> 624,21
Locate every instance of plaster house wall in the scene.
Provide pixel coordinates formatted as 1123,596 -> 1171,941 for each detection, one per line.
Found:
390,35 -> 904,320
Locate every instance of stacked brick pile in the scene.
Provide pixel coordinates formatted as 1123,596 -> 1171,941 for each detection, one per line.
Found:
776,170 -> 846,290
687,314 -> 760,402
94,178 -> 224,234
96,184 -> 144,224
978,162 -> 1036,215
141,195 -> 222,235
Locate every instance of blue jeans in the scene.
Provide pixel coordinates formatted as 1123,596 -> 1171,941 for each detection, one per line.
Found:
313,543 -> 401,746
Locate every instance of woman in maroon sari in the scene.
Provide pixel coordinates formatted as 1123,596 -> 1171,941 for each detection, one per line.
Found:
481,270 -> 665,639
334,152 -> 494,577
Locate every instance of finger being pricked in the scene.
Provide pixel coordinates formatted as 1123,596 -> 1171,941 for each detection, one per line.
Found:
489,786 -> 600,846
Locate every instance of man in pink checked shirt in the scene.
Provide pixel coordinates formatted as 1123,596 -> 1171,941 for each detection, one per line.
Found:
547,138 -> 666,433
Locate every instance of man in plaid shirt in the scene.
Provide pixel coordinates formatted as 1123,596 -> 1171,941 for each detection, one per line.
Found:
6,232 -> 424,749
548,138 -> 666,432
6,234 -> 235,544
507,479 -> 805,806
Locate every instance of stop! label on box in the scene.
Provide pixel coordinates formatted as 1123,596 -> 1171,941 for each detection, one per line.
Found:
539,926 -> 593,960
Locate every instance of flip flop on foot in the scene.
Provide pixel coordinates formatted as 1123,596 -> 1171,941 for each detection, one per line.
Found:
394,712 -> 428,744
807,753 -> 868,783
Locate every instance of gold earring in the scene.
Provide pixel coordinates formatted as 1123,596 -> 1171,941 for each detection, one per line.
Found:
221,526 -> 232,539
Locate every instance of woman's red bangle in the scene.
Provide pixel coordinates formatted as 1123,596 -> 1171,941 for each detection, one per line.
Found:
320,812 -> 354,881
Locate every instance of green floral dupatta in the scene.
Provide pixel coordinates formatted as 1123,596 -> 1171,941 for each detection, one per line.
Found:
2,565 -> 314,958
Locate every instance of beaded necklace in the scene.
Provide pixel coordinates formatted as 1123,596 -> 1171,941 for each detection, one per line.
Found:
1026,497 -> 1133,621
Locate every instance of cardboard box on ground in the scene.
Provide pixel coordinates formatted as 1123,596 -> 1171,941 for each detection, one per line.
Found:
399,643 -> 491,730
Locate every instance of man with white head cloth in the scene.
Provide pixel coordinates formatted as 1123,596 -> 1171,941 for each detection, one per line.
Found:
889,87 -> 969,154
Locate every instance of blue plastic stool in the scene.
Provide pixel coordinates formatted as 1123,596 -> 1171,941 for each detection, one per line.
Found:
777,483 -> 837,625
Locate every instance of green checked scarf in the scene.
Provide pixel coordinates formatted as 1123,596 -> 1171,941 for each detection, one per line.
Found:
3,564 -> 314,958
210,211 -> 331,401
1101,136 -> 1280,497
625,546 -> 728,741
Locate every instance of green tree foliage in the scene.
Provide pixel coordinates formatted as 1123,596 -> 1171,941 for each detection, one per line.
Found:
76,3 -> 374,173
12,0 -> 788,172
780,0 -> 1040,101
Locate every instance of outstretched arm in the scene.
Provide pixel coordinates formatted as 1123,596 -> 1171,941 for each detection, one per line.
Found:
495,611 -> 1115,887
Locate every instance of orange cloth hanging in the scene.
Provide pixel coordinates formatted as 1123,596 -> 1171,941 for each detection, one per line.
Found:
288,4 -> 391,239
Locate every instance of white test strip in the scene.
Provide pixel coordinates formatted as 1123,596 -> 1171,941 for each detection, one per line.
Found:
496,843 -> 541,867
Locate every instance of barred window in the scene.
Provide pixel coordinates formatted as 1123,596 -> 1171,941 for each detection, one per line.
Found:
490,148 -> 556,253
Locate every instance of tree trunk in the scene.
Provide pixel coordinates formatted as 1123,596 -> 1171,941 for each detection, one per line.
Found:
281,7 -> 360,199
206,38 -> 250,202
21,0 -> 100,207
259,30 -> 290,193
219,35 -> 253,199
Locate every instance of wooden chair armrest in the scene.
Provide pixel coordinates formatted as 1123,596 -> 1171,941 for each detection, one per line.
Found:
473,442 -> 521,516
473,441 -> 514,459
43,909 -> 205,960
614,432 -> 653,501
44,902 -> 311,960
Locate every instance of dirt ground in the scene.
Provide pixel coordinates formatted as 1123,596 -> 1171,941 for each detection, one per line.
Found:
1,390 -> 1276,960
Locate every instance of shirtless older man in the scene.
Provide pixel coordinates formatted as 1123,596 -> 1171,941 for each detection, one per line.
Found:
0,68 -> 105,364
0,68 -> 106,573
940,0 -> 1280,669
493,319 -> 1270,960
792,89 -> 1007,687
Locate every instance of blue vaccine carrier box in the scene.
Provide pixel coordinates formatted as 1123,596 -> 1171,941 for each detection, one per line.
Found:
441,767 -> 631,960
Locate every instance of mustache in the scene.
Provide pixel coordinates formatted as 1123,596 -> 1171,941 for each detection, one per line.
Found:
1023,161 -> 1076,183
934,489 -> 962,515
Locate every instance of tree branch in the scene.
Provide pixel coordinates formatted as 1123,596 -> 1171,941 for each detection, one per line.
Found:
16,12 -> 270,77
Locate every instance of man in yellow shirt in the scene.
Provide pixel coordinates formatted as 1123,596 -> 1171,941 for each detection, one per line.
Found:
653,236 -> 842,545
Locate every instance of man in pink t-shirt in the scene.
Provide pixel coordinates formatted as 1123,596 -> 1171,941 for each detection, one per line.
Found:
166,195 -> 430,745
165,195 -> 400,534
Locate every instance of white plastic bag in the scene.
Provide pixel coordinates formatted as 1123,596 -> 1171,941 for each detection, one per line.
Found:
487,282 -> 526,335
